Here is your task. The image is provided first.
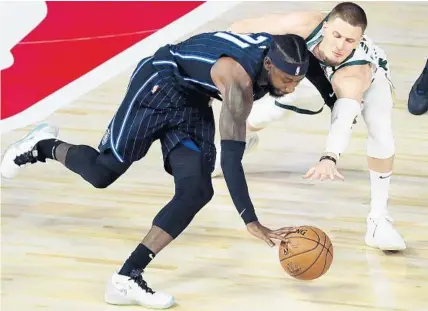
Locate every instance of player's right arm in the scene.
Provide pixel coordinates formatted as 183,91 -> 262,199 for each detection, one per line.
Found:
211,57 -> 296,246
227,11 -> 324,39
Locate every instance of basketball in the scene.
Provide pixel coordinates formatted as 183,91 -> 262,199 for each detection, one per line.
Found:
279,226 -> 333,280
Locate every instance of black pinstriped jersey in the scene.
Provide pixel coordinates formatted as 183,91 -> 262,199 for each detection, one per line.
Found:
152,31 -> 274,101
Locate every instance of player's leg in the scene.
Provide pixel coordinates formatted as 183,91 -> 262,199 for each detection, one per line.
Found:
104,86 -> 215,309
408,58 -> 428,115
361,69 -> 406,251
104,141 -> 212,308
0,56 -> 156,187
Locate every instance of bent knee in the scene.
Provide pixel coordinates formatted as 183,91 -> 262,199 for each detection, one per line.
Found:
176,175 -> 214,208
90,175 -> 114,189
367,131 -> 395,159
88,165 -> 120,189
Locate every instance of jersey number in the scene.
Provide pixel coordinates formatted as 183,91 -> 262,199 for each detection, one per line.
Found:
214,32 -> 268,48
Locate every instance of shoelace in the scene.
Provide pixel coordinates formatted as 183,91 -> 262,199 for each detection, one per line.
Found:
14,148 -> 38,166
129,270 -> 155,294
370,214 -> 394,224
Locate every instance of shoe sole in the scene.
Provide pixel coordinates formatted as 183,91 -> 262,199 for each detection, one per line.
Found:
365,236 -> 406,251
105,295 -> 174,309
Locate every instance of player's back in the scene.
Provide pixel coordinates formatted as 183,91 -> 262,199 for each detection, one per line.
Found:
152,31 -> 273,100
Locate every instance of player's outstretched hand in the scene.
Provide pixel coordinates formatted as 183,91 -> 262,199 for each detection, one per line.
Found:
303,159 -> 345,181
246,221 -> 297,247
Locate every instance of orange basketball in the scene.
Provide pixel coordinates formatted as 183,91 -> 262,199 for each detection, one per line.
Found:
278,226 -> 333,280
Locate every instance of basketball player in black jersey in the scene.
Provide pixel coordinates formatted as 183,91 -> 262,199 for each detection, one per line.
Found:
1,31 -> 311,308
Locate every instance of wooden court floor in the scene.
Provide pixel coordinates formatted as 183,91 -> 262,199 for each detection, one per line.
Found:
1,2 -> 428,311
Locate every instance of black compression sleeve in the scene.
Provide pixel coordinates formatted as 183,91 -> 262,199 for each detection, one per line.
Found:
220,140 -> 258,224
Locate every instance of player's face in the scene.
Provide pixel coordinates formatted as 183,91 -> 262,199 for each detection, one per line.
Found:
320,17 -> 363,66
267,64 -> 305,98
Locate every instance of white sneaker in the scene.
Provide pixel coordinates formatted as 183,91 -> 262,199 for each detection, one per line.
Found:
104,271 -> 174,309
365,214 -> 406,251
212,132 -> 260,177
0,123 -> 59,179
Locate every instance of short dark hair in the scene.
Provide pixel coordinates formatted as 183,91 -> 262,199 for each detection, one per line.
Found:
271,34 -> 309,65
329,2 -> 368,32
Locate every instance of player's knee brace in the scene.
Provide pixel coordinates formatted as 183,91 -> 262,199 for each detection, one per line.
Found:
153,173 -> 214,238
365,119 -> 395,159
152,144 -> 214,238
247,94 -> 292,130
65,145 -> 121,188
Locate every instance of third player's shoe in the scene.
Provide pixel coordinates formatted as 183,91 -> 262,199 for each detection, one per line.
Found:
408,59 -> 428,115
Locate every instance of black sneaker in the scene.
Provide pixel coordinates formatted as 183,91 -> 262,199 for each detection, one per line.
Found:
408,59 -> 428,115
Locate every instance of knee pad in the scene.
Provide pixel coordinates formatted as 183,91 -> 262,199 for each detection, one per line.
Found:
153,144 -> 214,238
87,165 -> 119,189
175,174 -> 214,210
365,122 -> 395,159
153,174 -> 213,238
362,69 -> 395,159
247,94 -> 291,130
66,145 -> 121,188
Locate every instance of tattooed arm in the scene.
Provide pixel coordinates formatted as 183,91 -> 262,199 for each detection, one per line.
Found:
211,58 -> 297,246
211,57 -> 257,224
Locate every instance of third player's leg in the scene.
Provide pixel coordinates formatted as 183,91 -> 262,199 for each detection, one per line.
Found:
361,68 -> 406,250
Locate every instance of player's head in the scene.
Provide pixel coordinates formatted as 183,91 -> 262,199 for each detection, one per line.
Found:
264,34 -> 309,98
320,2 -> 367,66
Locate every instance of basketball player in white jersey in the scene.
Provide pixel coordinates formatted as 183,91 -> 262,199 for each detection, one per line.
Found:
218,2 -> 406,251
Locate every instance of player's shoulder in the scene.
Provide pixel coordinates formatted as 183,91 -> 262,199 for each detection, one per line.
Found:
304,11 -> 327,24
343,35 -> 378,64
211,56 -> 254,95
283,11 -> 327,39
213,57 -> 253,82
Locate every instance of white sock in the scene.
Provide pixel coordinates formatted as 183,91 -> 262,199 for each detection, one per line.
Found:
369,170 -> 392,218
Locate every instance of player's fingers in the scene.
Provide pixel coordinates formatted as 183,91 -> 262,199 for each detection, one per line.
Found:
320,173 -> 328,181
303,167 -> 315,179
269,233 -> 289,244
329,170 -> 335,180
309,170 -> 321,180
335,169 -> 345,180
264,236 -> 275,247
273,227 -> 297,235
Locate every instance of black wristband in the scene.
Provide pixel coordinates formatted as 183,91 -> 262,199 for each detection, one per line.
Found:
319,155 -> 337,164
220,140 -> 258,225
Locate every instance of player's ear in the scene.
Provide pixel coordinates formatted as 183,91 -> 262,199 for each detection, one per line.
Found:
264,57 -> 273,71
322,21 -> 328,33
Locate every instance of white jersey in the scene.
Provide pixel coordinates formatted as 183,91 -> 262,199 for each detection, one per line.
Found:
305,15 -> 392,84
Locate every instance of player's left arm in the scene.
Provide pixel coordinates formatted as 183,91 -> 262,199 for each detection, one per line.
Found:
324,64 -> 372,159
304,64 -> 372,181
210,57 -> 258,224
211,57 -> 296,245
